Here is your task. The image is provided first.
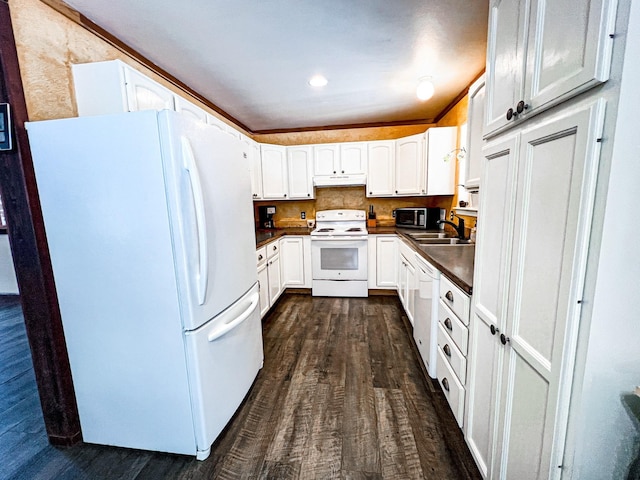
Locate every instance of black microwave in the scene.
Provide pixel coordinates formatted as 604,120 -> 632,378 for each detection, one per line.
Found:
394,207 -> 445,229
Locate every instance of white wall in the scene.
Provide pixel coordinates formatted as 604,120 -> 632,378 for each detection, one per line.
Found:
568,1 -> 640,478
0,235 -> 19,294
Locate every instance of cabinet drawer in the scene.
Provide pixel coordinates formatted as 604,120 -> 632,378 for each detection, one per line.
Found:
256,246 -> 267,267
437,322 -> 467,384
438,300 -> 469,355
437,348 -> 465,428
266,240 -> 280,259
440,275 -> 470,325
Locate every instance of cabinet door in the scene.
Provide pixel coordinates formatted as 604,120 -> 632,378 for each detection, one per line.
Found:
524,0 -> 617,115
206,114 -> 227,133
485,0 -> 527,136
257,263 -> 270,318
465,135 -> 517,478
261,145 -> 288,199
245,139 -> 263,200
339,142 -> 367,175
280,237 -> 305,286
395,133 -> 425,195
398,254 -> 408,307
375,235 -> 397,288
406,259 -> 416,326
425,127 -> 457,195
267,254 -> 282,305
287,147 -> 314,199
465,76 -> 486,191
123,67 -> 175,112
367,141 -> 395,197
313,144 -> 340,176
174,96 -> 207,123
495,101 -> 605,479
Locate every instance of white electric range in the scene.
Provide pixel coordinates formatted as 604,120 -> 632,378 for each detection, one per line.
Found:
310,209 -> 368,297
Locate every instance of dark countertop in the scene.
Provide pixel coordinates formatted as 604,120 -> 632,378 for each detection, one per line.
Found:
255,226 -> 474,294
255,227 -> 311,248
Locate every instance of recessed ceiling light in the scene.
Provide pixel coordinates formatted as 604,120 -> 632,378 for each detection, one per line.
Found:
416,76 -> 435,101
309,75 -> 328,87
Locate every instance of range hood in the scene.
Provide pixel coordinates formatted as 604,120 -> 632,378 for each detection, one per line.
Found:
313,174 -> 367,187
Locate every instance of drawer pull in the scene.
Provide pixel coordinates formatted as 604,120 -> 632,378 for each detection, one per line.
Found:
258,254 -> 263,261
273,245 -> 277,251
444,317 -> 453,331
443,344 -> 452,357
441,377 -> 450,392
445,290 -> 454,302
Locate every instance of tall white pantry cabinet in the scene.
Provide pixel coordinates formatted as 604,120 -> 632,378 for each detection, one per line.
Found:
464,0 -> 640,479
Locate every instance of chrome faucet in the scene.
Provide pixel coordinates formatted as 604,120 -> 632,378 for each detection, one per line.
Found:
437,213 -> 466,239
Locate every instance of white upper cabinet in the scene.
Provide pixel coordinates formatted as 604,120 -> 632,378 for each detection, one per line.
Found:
260,144 -> 288,200
72,60 -> 175,116
287,146 -> 314,199
205,113 -> 228,133
425,127 -> 457,195
339,143 -> 367,175
367,141 -> 395,197
465,76 -> 486,191
174,96 -> 207,123
243,136 -> 263,200
395,133 -> 426,195
313,144 -> 340,176
123,67 -> 175,113
484,0 -> 617,137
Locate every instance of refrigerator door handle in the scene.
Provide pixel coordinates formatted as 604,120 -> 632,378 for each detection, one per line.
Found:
181,137 -> 208,305
207,292 -> 259,342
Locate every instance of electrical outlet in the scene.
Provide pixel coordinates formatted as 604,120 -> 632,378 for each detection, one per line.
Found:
301,212 -> 306,219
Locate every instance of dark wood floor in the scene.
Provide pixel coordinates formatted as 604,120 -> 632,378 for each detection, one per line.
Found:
1,293 -> 480,479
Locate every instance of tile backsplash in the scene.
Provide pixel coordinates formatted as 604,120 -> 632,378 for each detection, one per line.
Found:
254,187 -> 453,228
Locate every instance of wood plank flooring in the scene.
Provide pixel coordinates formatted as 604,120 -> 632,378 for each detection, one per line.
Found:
1,293 -> 481,479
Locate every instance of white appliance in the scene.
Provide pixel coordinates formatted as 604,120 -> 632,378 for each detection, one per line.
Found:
25,110 -> 263,460
310,209 -> 368,297
413,255 -> 440,378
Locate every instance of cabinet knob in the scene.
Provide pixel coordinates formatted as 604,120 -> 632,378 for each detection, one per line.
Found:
490,324 -> 498,335
444,317 -> 453,331
445,291 -> 454,302
333,170 -> 336,174
443,344 -> 452,357
516,100 -> 529,114
500,333 -> 510,345
342,170 -> 345,173
395,190 -> 398,194
284,194 -> 287,198
369,192 -> 373,195
506,108 -> 515,121
307,193 -> 310,197
441,377 -> 450,392
258,254 -> 263,260
273,245 -> 277,251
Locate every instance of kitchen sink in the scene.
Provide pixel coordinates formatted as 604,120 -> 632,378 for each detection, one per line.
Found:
405,232 -> 448,240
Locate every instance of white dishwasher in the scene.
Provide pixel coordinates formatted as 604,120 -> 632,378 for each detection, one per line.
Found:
413,254 -> 440,378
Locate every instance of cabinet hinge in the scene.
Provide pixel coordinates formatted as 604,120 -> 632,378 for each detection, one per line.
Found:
609,33 -> 615,39
596,138 -> 603,143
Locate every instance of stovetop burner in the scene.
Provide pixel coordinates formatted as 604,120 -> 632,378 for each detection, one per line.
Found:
316,228 -> 335,233
346,227 -> 363,232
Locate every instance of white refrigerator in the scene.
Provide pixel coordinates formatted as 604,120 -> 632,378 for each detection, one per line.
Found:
26,110 -> 263,460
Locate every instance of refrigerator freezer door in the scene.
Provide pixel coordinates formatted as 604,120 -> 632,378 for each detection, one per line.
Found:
159,111 -> 258,331
184,282 -> 263,459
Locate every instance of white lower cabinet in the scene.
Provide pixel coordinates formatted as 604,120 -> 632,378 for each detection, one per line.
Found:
465,100 -> 606,478
279,236 -> 310,288
413,255 -> 439,378
368,235 -> 397,289
256,236 -> 311,317
437,275 -> 470,428
397,239 -> 417,325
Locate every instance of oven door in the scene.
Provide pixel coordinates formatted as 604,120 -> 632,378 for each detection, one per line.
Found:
311,238 -> 368,281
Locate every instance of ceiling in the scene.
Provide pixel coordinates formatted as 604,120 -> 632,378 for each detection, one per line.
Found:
63,0 -> 489,133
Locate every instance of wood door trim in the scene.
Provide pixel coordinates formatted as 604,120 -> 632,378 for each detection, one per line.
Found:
0,0 -> 81,445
